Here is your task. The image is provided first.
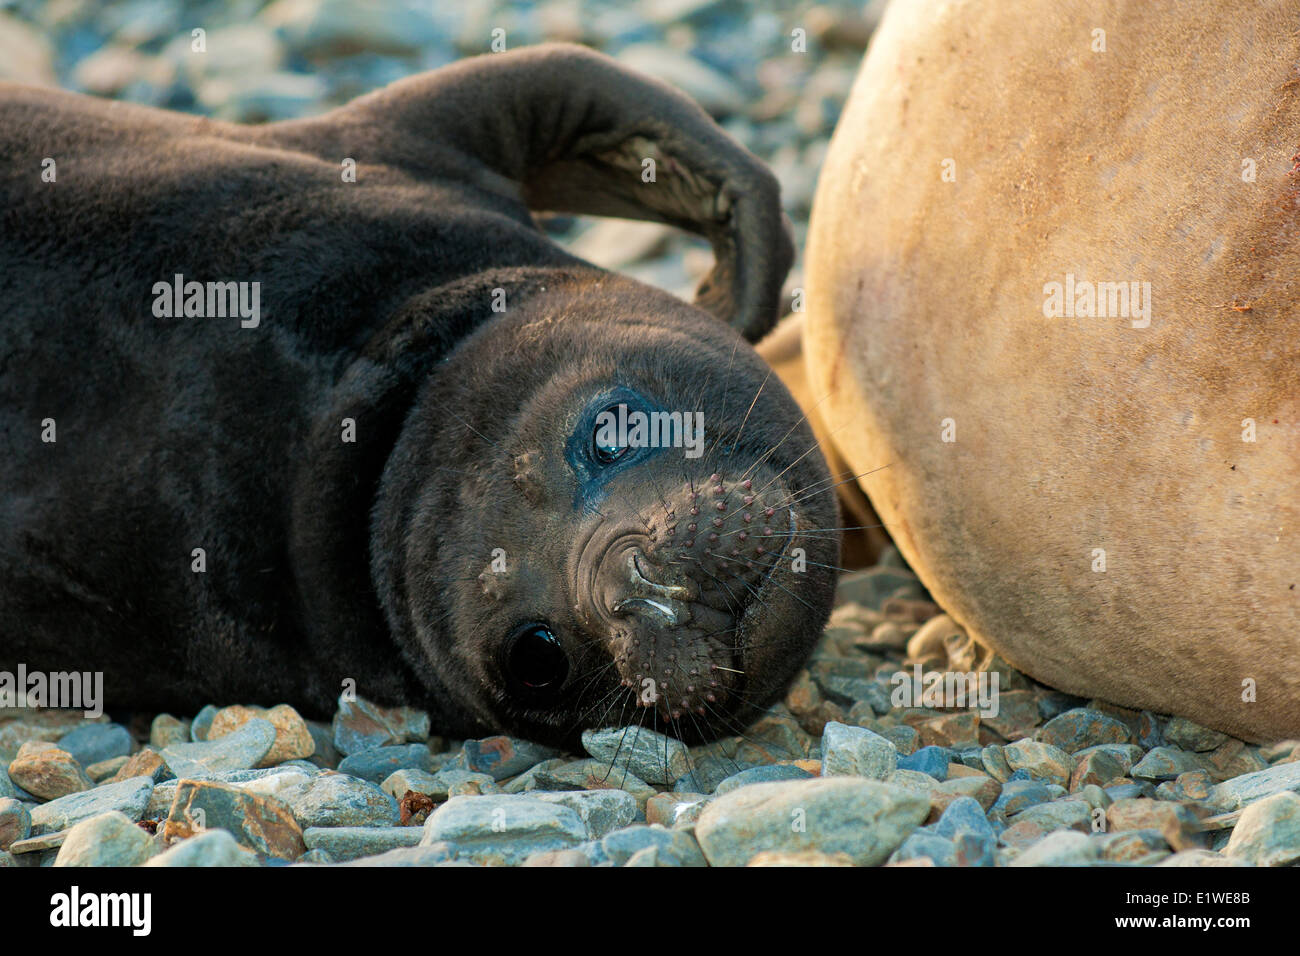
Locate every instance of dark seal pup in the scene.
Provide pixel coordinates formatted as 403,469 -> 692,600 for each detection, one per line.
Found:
0,44 -> 839,748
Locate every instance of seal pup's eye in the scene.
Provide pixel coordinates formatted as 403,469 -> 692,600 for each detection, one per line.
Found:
591,403 -> 631,465
503,623 -> 569,694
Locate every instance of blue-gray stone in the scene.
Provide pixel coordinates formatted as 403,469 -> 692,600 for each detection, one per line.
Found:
991,780 -> 1053,819
191,705 -> 219,741
421,795 -> 586,865
897,746 -> 950,781
162,718 -> 275,778
932,796 -> 996,842
714,764 -> 812,795
57,724 -> 132,767
580,728 -> 689,786
281,773 -> 399,828
337,744 -> 437,784
29,776 -> 154,836
579,823 -> 676,866
464,736 -> 567,782
302,826 -> 423,862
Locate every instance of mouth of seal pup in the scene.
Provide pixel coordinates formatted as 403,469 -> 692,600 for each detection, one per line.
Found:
375,274 -> 839,751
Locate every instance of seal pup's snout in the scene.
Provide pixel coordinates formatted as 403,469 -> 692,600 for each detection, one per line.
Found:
580,470 -> 806,721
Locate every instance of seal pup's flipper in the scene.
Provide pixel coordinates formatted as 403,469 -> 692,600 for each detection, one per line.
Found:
266,43 -> 792,342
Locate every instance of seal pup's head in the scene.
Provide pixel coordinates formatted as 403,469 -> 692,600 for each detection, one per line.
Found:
377,271 -> 838,748
297,45 -> 838,747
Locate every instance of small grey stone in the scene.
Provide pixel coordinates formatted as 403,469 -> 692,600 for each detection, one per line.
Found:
1131,746 -> 1203,782
527,789 -> 637,840
1204,760 -> 1300,812
581,727 -> 691,785
821,721 -> 897,779
279,772 -> 399,828
578,823 -> 677,866
30,776 -> 154,836
149,714 -> 191,750
1002,739 -> 1073,788
500,758 -> 569,794
339,843 -> 457,867
421,794 -> 586,865
302,825 -> 423,861
1163,717 -> 1228,753
0,797 -> 32,850
190,705 -> 219,741
1224,791 -> 1300,866
337,744 -> 437,784
8,828 -> 69,854
305,720 -> 340,769
145,828 -> 260,867
529,759 -> 657,809
1008,830 -> 1101,866
1009,799 -> 1092,833
53,810 -> 155,867
161,718 -> 276,778
57,724 -> 133,767
715,764 -> 813,795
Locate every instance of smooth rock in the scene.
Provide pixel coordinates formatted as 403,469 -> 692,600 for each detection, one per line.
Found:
990,779 -> 1053,819
164,779 -> 305,860
897,745 -> 949,781
579,727 -> 690,785
208,705 -> 314,766
821,721 -> 897,779
1002,739 -> 1073,788
530,759 -> 657,810
278,772 -> 400,828
161,718 -> 276,778
57,723 -> 133,768
53,810 -> 155,867
338,744 -> 436,783
7,742 -> 94,799
111,748 -> 168,784
1035,708 -> 1132,754
302,825 -> 423,862
1106,798 -> 1203,851
714,763 -> 812,795
331,694 -> 429,756
30,776 -> 153,835
145,828 -> 260,867
1009,830 -> 1100,866
86,755 -> 130,782
466,736 -> 567,782
0,797 -> 31,850
190,705 -> 219,741
1204,760 -> 1300,813
1131,746 -> 1203,782
1163,716 -> 1228,753
149,714 -> 191,750
1224,791 -> 1300,866
527,789 -> 637,840
695,777 -> 929,867
421,794 -> 587,866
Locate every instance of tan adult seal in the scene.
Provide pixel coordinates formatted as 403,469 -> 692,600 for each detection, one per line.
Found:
799,0 -> 1300,742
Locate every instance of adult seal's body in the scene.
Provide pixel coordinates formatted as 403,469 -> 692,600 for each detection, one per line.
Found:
799,0 -> 1299,742
0,44 -> 838,748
